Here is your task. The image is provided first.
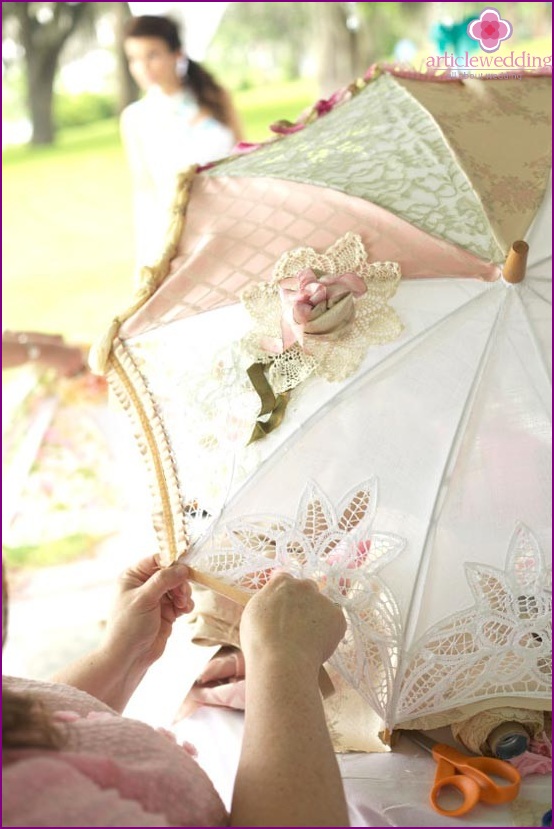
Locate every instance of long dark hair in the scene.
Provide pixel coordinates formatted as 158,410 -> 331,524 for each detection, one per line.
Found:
123,15 -> 230,127
2,688 -> 65,751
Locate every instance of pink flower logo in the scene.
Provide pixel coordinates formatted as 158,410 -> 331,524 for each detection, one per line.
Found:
467,7 -> 512,53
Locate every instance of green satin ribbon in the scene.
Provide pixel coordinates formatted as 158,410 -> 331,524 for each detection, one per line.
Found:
246,362 -> 290,444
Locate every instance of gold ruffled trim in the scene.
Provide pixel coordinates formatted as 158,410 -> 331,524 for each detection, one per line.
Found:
89,164 -> 198,376
107,339 -> 188,565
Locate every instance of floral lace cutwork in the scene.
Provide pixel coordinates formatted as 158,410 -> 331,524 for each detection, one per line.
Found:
395,523 -> 552,725
189,478 -> 406,719
191,494 -> 550,727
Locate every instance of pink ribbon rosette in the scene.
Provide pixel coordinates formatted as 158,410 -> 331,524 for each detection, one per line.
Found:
278,268 -> 368,351
241,232 -> 403,395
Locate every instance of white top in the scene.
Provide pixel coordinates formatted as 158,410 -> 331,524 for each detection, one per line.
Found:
121,87 -> 235,268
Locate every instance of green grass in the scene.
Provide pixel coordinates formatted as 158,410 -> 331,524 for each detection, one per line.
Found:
235,78 -> 319,141
2,533 -> 106,570
2,80 -> 318,343
2,119 -> 136,342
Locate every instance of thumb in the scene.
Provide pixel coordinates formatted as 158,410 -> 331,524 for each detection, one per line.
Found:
139,562 -> 190,605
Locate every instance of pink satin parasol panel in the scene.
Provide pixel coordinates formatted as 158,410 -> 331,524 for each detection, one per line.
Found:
120,176 -> 499,340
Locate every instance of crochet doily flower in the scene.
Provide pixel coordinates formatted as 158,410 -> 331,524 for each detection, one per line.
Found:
241,232 -> 403,393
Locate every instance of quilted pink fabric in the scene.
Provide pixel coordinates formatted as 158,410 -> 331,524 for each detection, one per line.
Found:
120,175 -> 499,339
2,676 -> 227,827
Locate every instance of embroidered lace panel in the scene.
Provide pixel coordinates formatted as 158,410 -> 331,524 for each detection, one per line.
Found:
188,478 -> 406,720
208,74 -> 503,263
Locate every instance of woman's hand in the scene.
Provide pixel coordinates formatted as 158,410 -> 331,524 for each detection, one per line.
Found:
240,572 -> 346,675
231,573 -> 349,827
52,556 -> 194,711
103,556 -> 194,670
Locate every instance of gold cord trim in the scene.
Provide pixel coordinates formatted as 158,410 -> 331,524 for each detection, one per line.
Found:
89,165 -> 198,376
107,343 -> 260,605
107,340 -> 188,564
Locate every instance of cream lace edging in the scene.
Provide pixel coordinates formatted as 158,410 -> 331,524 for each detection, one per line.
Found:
109,339 -> 188,565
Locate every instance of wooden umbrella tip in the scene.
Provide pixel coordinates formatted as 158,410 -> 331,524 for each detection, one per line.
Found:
503,240 -> 529,284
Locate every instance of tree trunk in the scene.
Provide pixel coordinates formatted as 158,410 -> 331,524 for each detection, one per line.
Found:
27,49 -> 60,145
114,2 -> 139,113
8,1 -> 92,146
313,3 -> 374,96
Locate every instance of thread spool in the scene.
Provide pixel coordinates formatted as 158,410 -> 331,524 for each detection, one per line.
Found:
487,721 -> 530,759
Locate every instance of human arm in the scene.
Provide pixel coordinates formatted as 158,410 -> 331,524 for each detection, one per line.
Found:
230,574 -> 349,827
51,556 -> 194,713
221,88 -> 245,144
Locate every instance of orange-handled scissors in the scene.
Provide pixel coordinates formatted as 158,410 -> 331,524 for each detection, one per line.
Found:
409,730 -> 521,818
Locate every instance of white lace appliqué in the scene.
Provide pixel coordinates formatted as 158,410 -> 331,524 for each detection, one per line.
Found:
395,523 -> 552,725
190,483 -> 549,725
241,232 -> 403,393
190,478 -> 406,719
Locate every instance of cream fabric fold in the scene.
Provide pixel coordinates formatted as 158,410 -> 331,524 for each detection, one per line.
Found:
397,76 -> 552,253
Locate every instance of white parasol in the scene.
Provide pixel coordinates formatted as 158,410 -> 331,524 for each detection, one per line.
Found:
90,67 -> 551,736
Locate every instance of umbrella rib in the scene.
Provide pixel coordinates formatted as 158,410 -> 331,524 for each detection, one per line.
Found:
511,288 -> 552,407
390,290 -> 508,724
524,254 -> 552,272
525,284 -> 552,307
189,287 -> 496,550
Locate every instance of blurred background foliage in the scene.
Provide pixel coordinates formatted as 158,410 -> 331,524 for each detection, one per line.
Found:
2,1 -> 551,342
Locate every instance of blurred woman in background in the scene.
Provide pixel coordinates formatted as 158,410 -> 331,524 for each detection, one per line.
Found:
121,15 -> 243,267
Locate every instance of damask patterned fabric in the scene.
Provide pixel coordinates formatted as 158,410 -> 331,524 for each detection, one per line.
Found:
207,74 -> 504,263
397,76 -> 552,251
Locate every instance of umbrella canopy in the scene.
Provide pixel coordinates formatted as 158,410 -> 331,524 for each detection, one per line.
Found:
91,66 -> 551,734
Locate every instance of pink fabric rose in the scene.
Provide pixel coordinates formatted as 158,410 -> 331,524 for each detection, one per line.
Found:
270,119 -> 306,135
233,141 -> 266,154
314,87 -> 349,116
278,268 -> 367,351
